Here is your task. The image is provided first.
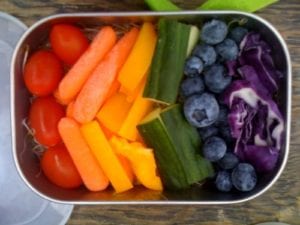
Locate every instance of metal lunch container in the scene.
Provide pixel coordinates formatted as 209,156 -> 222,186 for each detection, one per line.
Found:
10,11 -> 291,204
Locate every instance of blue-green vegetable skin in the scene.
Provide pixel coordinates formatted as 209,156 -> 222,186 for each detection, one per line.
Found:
143,19 -> 191,104
137,105 -> 214,190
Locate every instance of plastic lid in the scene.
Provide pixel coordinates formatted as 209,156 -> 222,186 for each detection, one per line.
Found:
0,12 -> 73,225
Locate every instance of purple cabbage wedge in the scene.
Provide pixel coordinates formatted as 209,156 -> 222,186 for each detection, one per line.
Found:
243,145 -> 279,173
240,32 -> 271,53
239,32 -> 281,94
238,65 -> 270,97
221,31 -> 284,173
222,80 -> 284,172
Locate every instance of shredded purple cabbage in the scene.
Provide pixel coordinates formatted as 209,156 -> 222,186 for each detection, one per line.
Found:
241,145 -> 279,173
223,75 -> 284,172
239,47 -> 278,94
221,31 -> 285,173
238,65 -> 270,97
240,32 -> 271,53
239,32 -> 282,94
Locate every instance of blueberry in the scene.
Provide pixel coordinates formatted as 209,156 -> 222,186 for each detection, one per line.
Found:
218,153 -> 239,170
232,163 -> 257,192
198,125 -> 219,141
215,171 -> 232,192
229,26 -> 248,44
184,93 -> 220,128
215,105 -> 229,127
184,56 -> 204,76
201,19 -> 228,45
203,64 -> 232,94
193,44 -> 217,67
203,136 -> 227,162
219,125 -> 234,144
216,38 -> 239,61
180,76 -> 205,97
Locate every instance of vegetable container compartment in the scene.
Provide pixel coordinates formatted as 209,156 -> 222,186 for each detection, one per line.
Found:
11,11 -> 291,204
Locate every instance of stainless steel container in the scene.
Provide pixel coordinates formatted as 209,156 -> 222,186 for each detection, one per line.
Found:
11,11 -> 291,204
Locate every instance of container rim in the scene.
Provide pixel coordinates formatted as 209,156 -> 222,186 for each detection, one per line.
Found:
10,10 -> 292,205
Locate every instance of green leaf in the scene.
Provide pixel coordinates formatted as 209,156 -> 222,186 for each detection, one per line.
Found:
198,0 -> 278,12
144,0 -> 181,11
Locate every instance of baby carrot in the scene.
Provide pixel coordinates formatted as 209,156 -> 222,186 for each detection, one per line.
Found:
53,89 -> 70,106
58,117 -> 109,191
72,27 -> 139,124
57,26 -> 117,104
66,101 -> 75,118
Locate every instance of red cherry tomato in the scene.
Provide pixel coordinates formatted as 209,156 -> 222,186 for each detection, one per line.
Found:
50,24 -> 89,65
41,144 -> 83,189
29,96 -> 65,147
24,50 -> 63,96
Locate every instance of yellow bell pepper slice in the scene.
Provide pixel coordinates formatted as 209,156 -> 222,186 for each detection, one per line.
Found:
119,75 -> 147,103
96,92 -> 132,133
110,136 -> 163,191
81,121 -> 133,193
118,81 -> 153,141
118,22 -> 157,93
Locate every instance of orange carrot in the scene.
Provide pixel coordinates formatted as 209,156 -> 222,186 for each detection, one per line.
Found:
72,27 -> 139,123
53,89 -> 70,106
66,101 -> 75,118
58,117 -> 109,191
57,26 -> 117,104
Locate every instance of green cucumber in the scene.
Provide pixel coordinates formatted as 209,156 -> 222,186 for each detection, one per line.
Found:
137,105 -> 214,190
143,19 -> 199,105
144,0 -> 180,11
197,0 -> 278,12
144,0 -> 277,13
137,107 -> 189,189
187,26 -> 200,57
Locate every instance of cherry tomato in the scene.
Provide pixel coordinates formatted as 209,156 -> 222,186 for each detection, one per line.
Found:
29,96 -> 65,147
41,144 -> 83,189
50,24 -> 89,65
24,50 -> 63,96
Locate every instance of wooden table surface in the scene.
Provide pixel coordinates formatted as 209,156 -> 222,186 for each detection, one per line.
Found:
1,0 -> 300,224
